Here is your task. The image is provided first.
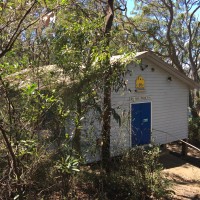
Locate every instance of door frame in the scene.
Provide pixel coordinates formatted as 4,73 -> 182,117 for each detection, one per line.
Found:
130,101 -> 152,147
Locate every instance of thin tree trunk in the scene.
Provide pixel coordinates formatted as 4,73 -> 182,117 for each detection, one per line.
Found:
102,71 -> 112,172
101,0 -> 114,172
72,97 -> 82,154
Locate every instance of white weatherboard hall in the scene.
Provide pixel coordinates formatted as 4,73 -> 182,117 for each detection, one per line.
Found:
81,51 -> 198,161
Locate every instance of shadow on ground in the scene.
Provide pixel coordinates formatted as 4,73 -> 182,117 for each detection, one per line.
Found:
159,142 -> 200,169
159,142 -> 200,200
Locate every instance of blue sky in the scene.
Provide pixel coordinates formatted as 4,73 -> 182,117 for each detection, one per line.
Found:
126,0 -> 199,18
126,0 -> 135,16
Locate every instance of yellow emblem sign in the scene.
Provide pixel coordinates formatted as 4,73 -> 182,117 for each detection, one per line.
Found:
136,75 -> 145,90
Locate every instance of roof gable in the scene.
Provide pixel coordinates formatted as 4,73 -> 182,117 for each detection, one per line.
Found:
135,51 -> 199,89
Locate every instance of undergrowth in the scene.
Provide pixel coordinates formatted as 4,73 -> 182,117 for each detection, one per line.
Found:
72,145 -> 172,200
189,117 -> 200,145
0,144 -> 172,199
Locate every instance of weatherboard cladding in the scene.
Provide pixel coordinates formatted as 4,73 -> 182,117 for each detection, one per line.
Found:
135,51 -> 199,89
110,58 -> 189,155
81,51 -> 196,161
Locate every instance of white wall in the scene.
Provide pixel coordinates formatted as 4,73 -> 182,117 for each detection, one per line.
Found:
81,57 -> 189,160
110,58 -> 189,155
81,108 -> 102,162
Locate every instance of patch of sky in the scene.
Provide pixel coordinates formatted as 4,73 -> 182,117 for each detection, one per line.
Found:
126,0 -> 199,18
126,0 -> 135,16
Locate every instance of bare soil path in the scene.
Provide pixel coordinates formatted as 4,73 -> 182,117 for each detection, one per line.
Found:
160,143 -> 200,200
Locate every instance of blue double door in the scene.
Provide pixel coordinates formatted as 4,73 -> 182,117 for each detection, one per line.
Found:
131,102 -> 151,146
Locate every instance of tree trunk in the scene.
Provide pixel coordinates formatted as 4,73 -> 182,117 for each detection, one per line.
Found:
72,97 -> 82,154
102,71 -> 112,172
101,0 -> 114,172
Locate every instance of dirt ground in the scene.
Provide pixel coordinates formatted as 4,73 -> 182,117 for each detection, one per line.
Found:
160,142 -> 200,200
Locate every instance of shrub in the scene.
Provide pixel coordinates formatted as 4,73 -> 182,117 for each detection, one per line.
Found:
77,145 -> 172,200
118,146 -> 171,199
189,117 -> 200,145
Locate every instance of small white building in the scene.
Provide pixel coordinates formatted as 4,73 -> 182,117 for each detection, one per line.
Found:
81,51 -> 199,161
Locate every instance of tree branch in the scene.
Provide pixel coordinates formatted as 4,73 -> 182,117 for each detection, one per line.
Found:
0,0 -> 38,58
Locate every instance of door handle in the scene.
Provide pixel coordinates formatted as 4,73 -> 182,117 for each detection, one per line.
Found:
142,118 -> 148,123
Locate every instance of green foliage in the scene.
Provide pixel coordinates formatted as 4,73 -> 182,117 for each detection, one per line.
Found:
17,139 -> 37,157
77,146 -> 172,200
55,155 -> 80,174
119,146 -> 172,199
126,0 -> 199,79
189,117 -> 200,145
0,1 -> 178,199
21,84 -> 69,135
0,76 -> 76,199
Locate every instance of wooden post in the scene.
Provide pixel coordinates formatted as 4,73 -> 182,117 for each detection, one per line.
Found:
182,139 -> 188,156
